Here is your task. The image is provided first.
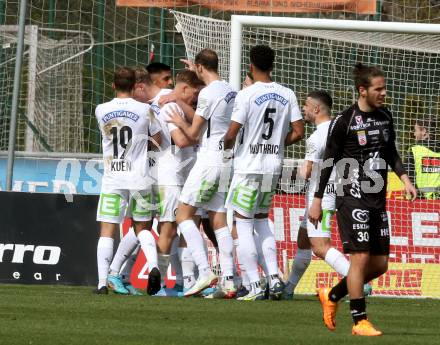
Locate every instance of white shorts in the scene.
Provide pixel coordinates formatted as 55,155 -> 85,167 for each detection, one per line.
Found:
97,186 -> 153,224
179,163 -> 230,213
226,173 -> 278,218
157,185 -> 181,222
300,189 -> 336,238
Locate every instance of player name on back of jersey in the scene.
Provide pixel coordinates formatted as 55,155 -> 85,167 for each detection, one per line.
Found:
109,159 -> 132,172
249,143 -> 280,155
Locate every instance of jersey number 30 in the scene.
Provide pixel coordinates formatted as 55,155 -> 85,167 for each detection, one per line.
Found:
262,108 -> 275,140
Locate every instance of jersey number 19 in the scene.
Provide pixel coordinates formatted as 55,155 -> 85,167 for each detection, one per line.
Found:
110,126 -> 132,158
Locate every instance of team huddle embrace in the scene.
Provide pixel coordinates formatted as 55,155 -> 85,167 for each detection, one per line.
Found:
94,45 -> 417,337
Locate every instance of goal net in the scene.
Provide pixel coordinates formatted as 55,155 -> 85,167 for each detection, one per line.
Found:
173,11 -> 440,298
0,26 -> 91,153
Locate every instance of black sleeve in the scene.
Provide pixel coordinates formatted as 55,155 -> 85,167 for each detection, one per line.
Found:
405,149 -> 415,183
314,114 -> 347,198
384,115 -> 406,177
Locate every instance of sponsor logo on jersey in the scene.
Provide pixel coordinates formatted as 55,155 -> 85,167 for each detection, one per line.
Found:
150,104 -> 161,116
224,91 -> 237,104
357,130 -> 367,146
254,93 -> 288,106
421,156 -> 440,173
355,115 -> 364,126
374,120 -> 390,126
350,123 -> 370,130
102,110 -> 139,123
352,209 -> 370,223
380,228 -> 390,237
249,143 -> 280,155
0,243 -> 61,265
368,129 -> 379,135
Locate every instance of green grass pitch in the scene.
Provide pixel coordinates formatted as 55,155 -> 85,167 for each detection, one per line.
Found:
0,284 -> 439,345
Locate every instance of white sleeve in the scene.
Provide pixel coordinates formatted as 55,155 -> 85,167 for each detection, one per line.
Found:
230,90 -> 248,125
145,105 -> 161,136
149,116 -> 162,136
160,103 -> 183,133
195,87 -> 214,120
304,135 -> 321,163
289,91 -> 302,122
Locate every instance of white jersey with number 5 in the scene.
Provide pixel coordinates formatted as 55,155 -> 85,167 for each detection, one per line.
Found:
231,81 -> 301,174
95,97 -> 160,190
195,80 -> 236,165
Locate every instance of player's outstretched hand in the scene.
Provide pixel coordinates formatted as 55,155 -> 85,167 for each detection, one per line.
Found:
180,58 -> 196,71
404,181 -> 417,201
400,174 -> 417,201
308,197 -> 323,229
166,105 -> 186,128
158,92 -> 176,107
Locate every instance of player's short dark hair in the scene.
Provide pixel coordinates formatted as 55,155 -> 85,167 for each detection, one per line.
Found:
194,49 -> 218,72
415,114 -> 435,133
114,67 -> 135,92
307,90 -> 333,109
146,62 -> 171,75
176,69 -> 205,88
353,62 -> 384,92
250,45 -> 275,72
134,66 -> 153,85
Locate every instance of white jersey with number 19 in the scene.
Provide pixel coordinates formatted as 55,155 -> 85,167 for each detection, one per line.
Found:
95,97 -> 160,190
231,81 -> 302,174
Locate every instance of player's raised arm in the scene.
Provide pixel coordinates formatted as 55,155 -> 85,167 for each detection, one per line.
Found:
285,119 -> 304,146
285,92 -> 304,146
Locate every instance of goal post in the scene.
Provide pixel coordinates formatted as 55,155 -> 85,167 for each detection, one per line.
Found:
0,25 -> 92,153
229,15 -> 440,90
173,10 -> 440,298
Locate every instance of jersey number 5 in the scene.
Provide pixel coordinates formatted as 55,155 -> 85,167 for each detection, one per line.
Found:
110,126 -> 132,158
262,108 -> 275,140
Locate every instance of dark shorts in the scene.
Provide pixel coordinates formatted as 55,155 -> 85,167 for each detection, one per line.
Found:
336,197 -> 390,255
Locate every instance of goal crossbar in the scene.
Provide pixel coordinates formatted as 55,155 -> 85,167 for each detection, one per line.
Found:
230,16 -> 440,90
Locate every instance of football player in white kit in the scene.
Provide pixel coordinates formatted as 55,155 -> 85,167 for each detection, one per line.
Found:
106,67 -> 167,295
167,49 -> 237,297
154,70 -> 204,289
283,90 -> 350,299
223,45 -> 304,300
94,67 -> 162,295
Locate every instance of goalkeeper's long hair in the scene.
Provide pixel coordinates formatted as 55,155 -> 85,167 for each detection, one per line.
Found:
353,62 -> 384,93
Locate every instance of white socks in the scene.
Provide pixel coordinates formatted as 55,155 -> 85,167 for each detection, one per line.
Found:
179,220 -> 211,277
97,237 -> 114,288
120,245 -> 139,283
170,236 -> 183,286
235,218 -> 260,289
178,246 -> 196,289
158,253 -> 170,284
286,249 -> 312,293
214,226 -> 234,278
109,227 -> 139,276
137,230 -> 158,271
324,247 -> 350,276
